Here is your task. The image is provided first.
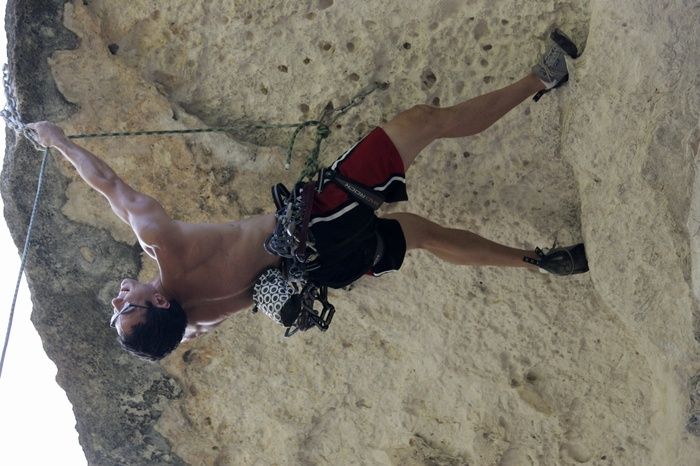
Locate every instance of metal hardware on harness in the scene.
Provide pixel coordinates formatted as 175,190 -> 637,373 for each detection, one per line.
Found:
258,178 -> 332,337
284,284 -> 335,337
264,182 -> 320,281
294,182 -> 316,261
251,267 -> 333,337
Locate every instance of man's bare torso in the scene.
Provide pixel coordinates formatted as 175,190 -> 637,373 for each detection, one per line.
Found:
147,214 -> 280,331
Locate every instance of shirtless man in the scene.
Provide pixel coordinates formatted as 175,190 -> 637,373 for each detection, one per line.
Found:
27,30 -> 587,361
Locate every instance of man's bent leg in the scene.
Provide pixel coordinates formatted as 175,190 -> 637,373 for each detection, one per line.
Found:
382,74 -> 545,171
385,212 -> 538,269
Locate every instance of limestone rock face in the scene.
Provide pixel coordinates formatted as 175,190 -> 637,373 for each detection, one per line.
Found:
3,0 -> 700,465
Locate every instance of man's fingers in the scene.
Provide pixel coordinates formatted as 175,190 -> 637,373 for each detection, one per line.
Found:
21,128 -> 47,149
22,123 -> 51,148
22,122 -> 66,148
26,121 -> 48,129
25,122 -> 44,135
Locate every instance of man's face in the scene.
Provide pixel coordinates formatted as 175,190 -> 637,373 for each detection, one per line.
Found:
111,278 -> 152,335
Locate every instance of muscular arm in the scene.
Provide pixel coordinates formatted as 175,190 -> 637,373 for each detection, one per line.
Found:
53,138 -> 140,223
29,122 -> 176,244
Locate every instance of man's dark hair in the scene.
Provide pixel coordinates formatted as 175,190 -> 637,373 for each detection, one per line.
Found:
117,300 -> 187,361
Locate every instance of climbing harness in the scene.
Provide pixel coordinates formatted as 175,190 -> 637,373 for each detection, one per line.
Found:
253,157 -> 387,336
0,61 -> 387,375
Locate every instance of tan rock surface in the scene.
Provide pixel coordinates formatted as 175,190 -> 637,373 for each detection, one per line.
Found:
4,0 -> 700,464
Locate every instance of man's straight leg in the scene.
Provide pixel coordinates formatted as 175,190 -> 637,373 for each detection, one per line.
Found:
384,212 -> 539,270
372,35 -> 588,276
381,74 -> 545,170
375,74 -> 547,272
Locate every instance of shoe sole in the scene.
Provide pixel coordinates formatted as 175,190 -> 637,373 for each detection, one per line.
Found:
551,29 -> 579,59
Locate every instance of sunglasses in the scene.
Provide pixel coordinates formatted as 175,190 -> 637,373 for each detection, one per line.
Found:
110,303 -> 149,328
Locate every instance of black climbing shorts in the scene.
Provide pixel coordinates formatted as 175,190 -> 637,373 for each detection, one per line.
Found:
307,127 -> 408,288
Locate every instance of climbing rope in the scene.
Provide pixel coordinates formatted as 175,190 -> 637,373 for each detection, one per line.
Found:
0,66 -> 51,379
63,80 -> 385,182
0,62 -> 385,379
0,148 -> 49,380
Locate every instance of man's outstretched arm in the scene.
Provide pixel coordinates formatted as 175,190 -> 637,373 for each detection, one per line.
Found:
28,122 -> 175,243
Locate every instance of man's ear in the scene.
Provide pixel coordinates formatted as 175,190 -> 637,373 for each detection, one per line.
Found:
153,293 -> 171,309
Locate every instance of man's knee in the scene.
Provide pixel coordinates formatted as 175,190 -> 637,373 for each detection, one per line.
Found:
405,104 -> 440,128
381,105 -> 447,170
385,212 -> 440,251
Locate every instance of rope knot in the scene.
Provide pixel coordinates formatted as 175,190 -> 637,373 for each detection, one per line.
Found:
316,124 -> 330,139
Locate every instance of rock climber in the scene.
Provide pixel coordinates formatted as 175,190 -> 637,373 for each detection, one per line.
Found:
27,29 -> 588,360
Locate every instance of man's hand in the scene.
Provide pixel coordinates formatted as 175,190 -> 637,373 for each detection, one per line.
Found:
26,121 -> 68,148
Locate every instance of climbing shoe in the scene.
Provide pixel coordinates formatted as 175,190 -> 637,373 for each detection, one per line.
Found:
532,29 -> 580,101
523,243 -> 589,275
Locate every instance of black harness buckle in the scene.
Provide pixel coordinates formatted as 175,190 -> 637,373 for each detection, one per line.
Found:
284,285 -> 335,337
